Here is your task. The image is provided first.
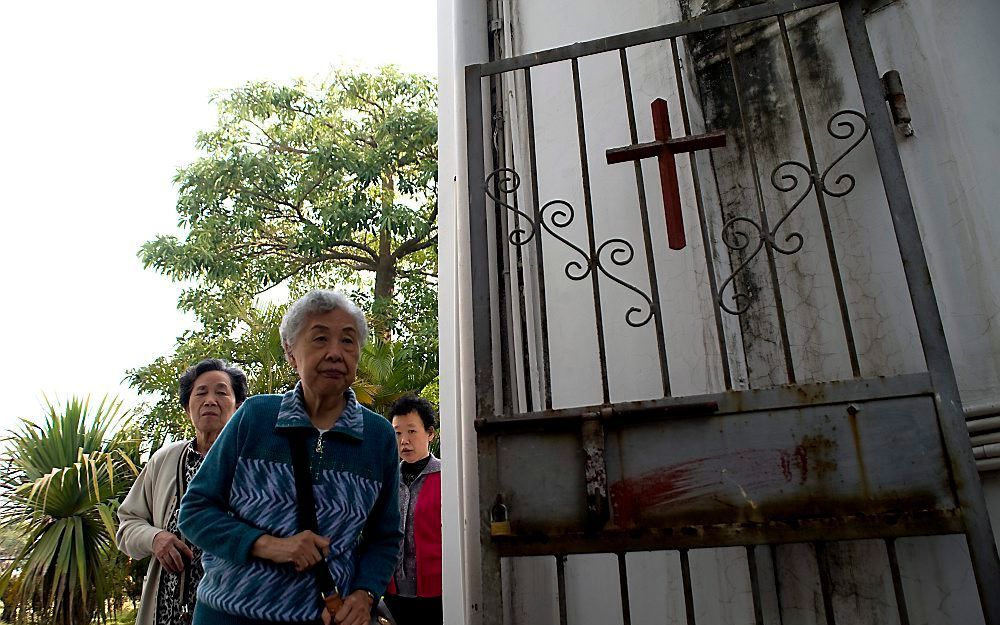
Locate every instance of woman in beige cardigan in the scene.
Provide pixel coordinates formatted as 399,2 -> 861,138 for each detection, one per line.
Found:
117,359 -> 247,625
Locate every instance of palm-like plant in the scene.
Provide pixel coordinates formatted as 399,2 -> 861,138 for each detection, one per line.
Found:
353,336 -> 438,416
0,396 -> 139,625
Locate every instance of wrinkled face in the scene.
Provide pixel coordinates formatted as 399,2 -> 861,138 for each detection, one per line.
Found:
185,370 -> 237,436
392,411 -> 435,463
286,308 -> 361,400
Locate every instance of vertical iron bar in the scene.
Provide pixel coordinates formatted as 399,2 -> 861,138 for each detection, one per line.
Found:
725,26 -> 797,384
465,65 -> 503,625
671,36 -> 734,391
556,555 -> 569,625
746,546 -> 765,625
618,553 -> 633,625
524,68 -> 554,410
465,66 -> 495,452
619,48 -> 672,398
770,544 -> 786,625
488,70 -> 515,414
680,549 -> 698,625
777,14 -> 861,378
814,542 -> 838,625
572,57 -> 612,405
509,153 -> 535,411
885,539 -> 911,625
840,2 -> 1000,623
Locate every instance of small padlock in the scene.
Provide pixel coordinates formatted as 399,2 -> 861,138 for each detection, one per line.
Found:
490,498 -> 513,537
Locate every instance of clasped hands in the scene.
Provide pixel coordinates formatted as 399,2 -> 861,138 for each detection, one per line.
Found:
253,530 -> 374,625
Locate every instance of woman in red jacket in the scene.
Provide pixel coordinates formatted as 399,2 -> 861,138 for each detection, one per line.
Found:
385,396 -> 442,625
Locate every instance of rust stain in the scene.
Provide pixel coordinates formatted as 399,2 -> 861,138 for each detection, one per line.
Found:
777,434 -> 836,484
847,407 -> 871,499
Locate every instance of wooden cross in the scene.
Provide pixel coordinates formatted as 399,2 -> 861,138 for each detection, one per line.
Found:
606,98 -> 726,250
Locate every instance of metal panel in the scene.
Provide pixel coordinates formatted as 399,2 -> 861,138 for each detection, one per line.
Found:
494,394 -> 955,533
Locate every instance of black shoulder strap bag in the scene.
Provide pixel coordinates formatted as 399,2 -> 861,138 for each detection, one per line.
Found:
287,430 -> 395,625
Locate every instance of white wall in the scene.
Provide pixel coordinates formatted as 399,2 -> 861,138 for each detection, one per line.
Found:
867,0 -> 1000,410
437,0 -> 487,622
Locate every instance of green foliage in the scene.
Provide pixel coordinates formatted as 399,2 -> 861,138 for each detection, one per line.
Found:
0,397 -> 140,625
131,66 -> 440,438
138,66 -> 438,336
354,335 -> 439,416
126,300 -> 295,442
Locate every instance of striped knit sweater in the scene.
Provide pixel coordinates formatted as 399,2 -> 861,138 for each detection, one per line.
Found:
178,384 -> 402,624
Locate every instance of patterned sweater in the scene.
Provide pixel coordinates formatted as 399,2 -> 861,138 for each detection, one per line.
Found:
178,385 -> 402,623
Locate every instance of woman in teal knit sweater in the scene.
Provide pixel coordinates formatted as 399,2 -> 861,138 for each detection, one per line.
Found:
179,290 -> 402,625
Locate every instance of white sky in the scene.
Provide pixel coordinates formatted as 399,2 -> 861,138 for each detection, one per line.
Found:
0,0 -> 437,433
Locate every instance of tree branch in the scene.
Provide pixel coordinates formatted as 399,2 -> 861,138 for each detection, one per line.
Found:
306,251 -> 378,269
393,235 -> 438,259
246,120 -> 316,156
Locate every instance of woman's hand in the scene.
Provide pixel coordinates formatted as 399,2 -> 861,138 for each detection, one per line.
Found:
251,531 -> 330,572
152,531 -> 193,573
333,589 -> 374,625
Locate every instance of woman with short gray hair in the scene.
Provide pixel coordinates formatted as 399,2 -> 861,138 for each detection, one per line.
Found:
280,289 -> 370,352
180,289 -> 401,625
118,358 -> 248,625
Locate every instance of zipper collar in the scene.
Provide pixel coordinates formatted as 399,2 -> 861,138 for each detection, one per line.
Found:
274,381 -> 365,441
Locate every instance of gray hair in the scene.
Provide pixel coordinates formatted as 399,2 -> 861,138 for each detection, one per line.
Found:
279,289 -> 369,355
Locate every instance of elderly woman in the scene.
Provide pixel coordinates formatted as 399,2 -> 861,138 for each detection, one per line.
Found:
118,358 -> 249,625
385,396 -> 443,625
179,290 -> 402,625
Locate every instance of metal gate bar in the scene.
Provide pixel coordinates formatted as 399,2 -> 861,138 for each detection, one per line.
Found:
777,13 -> 861,378
724,24 -> 798,384
537,542 -> 932,625
839,0 -> 1000,619
556,555 -> 569,625
476,0 -> 836,76
616,553 -> 633,625
522,68 -> 554,410
769,545 -> 786,625
679,549 -> 697,625
618,48 -> 671,397
571,56 -> 612,405
667,36 -> 734,390
814,542 -> 839,625
885,538 -> 911,625
746,546 -> 766,625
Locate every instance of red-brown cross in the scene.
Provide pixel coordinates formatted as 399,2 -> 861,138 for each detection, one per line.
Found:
606,98 -> 726,250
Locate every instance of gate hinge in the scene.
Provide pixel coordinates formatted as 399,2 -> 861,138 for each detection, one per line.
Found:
489,18 -> 504,33
881,69 -> 914,137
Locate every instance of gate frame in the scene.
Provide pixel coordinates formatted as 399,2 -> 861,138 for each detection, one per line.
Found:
463,1 -> 1000,623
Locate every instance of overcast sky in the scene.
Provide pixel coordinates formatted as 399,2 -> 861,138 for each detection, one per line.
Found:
0,0 -> 437,433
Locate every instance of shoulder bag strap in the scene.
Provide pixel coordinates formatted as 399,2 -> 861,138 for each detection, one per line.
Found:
287,430 -> 344,616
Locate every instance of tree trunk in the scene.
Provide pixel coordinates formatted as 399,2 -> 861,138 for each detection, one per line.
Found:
373,173 -> 398,339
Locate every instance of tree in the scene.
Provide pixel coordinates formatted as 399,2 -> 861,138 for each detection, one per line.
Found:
130,67 -> 440,438
0,396 -> 139,625
139,66 -> 438,338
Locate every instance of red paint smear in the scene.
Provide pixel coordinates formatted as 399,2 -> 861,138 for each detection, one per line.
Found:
610,460 -> 703,527
610,445 -> 823,527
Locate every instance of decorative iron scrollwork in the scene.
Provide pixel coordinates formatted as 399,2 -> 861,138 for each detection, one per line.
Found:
485,168 -> 536,246
484,168 -> 654,328
718,109 -> 870,315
